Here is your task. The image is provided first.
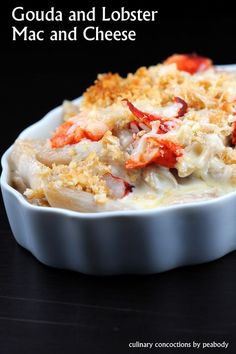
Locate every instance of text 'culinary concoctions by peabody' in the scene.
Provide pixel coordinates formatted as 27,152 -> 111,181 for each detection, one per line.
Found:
11,6 -> 159,42
128,341 -> 230,350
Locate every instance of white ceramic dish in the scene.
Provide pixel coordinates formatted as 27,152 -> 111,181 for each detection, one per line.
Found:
1,65 -> 236,275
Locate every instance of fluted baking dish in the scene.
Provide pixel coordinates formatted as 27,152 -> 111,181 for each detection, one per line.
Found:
1,65 -> 236,275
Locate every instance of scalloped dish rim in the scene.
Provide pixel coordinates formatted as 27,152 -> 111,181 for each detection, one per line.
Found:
1,64 -> 236,218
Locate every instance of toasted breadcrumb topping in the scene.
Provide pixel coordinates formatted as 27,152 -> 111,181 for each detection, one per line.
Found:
48,152 -> 111,198
100,131 -> 126,162
81,64 -> 236,111
11,57 -> 236,211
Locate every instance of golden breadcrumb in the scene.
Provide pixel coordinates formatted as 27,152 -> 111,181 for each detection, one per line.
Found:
221,147 -> 236,164
10,59 -> 236,211
81,64 -> 236,111
100,131 -> 126,162
48,152 -> 111,197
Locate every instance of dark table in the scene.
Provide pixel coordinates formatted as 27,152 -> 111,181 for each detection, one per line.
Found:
1,75 -> 236,353
1,2 -> 236,349
1,192 -> 236,354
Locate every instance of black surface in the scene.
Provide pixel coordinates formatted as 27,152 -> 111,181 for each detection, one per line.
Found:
1,0 -> 236,74
1,1 -> 236,353
1,190 -> 236,354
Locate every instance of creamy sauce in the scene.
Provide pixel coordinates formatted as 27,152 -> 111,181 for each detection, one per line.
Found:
124,178 -> 235,209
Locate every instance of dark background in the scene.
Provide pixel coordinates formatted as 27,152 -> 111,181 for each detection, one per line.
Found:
1,1 -> 236,353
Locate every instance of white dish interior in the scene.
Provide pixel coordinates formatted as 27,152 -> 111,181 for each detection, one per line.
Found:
1,64 -> 236,274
